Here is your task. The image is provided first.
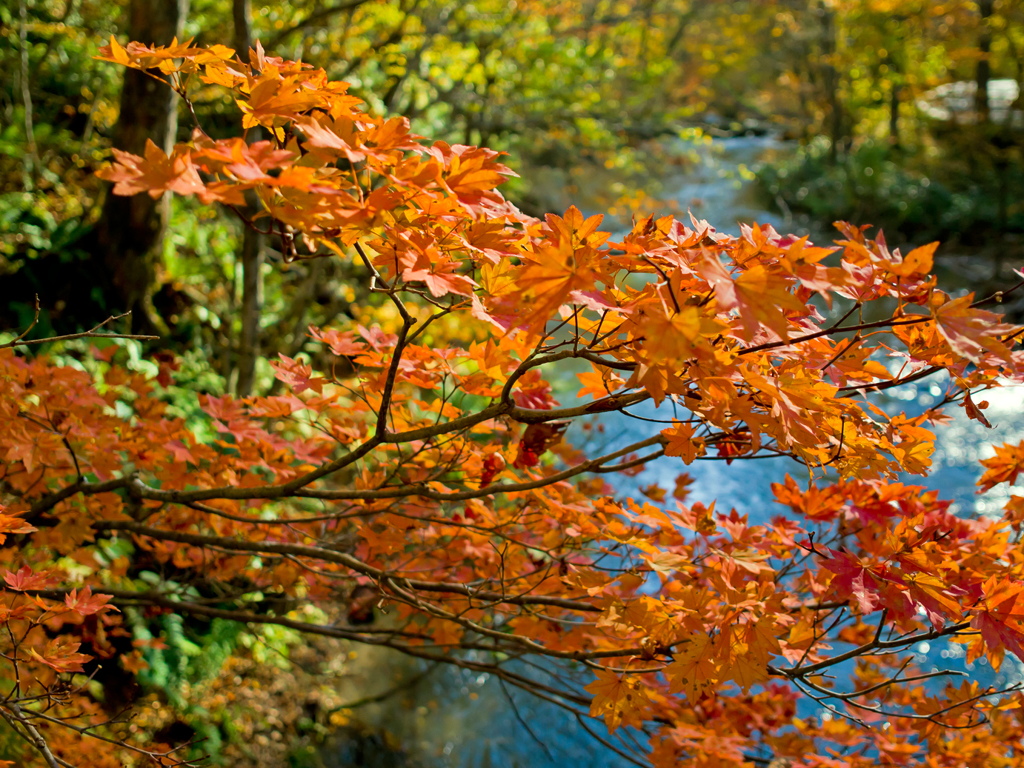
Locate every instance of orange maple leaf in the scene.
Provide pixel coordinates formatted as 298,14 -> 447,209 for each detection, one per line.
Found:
515,207 -> 604,328
978,440 -> 1024,492
97,139 -> 206,199
889,241 -> 939,278
661,421 -> 706,464
577,369 -> 623,400
4,565 -> 56,592
772,474 -> 847,521
585,669 -> 649,732
724,643 -> 769,692
700,258 -> 806,340
665,633 -> 718,701
934,294 -> 1019,365
239,75 -> 325,130
972,578 -> 1024,665
28,638 -> 92,674
0,511 -> 36,544
65,586 -> 119,617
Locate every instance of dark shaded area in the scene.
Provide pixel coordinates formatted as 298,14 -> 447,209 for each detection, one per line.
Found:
320,726 -> 422,768
82,0 -> 190,334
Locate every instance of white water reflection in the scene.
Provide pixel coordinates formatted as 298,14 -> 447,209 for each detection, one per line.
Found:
926,384 -> 1024,517
659,134 -> 801,238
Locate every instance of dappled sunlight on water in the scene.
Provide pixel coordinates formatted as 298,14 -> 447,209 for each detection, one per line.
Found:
926,384 -> 1024,517
323,646 -> 634,767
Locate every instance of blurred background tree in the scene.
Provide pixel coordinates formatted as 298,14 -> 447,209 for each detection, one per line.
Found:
5,0 -> 1024,385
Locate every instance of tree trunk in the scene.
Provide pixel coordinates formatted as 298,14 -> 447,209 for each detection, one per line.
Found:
976,0 -> 994,122
233,0 -> 263,397
235,222 -> 263,397
19,0 -> 38,191
998,160 -> 1009,232
889,82 -> 900,147
233,0 -> 253,54
819,2 -> 841,164
92,0 -> 189,333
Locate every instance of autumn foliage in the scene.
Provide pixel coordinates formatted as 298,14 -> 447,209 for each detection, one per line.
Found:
4,37 -> 1024,766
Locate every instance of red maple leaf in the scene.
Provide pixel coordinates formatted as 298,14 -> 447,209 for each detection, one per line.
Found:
65,586 -> 119,617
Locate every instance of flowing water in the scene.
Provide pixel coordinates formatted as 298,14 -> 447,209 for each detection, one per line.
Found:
323,136 -> 1024,767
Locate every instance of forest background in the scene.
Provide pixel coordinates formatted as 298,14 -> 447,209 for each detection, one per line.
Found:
4,0 -> 1024,766
8,0 -> 1024,381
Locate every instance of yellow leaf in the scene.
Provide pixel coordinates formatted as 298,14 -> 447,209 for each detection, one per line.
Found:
890,241 -> 938,277
584,669 -> 648,732
725,643 -> 768,692
665,633 -> 717,701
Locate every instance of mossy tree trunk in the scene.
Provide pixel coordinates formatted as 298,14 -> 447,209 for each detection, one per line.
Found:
92,0 -> 189,333
233,0 -> 263,396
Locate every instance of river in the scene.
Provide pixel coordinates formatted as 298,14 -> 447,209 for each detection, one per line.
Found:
320,136 -> 1024,768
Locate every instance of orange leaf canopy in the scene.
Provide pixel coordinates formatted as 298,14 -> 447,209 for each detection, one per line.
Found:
4,37 -> 1024,768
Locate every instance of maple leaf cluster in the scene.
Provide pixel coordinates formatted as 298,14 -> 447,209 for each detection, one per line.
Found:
2,37 -> 1024,767
0,527 -> 138,766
